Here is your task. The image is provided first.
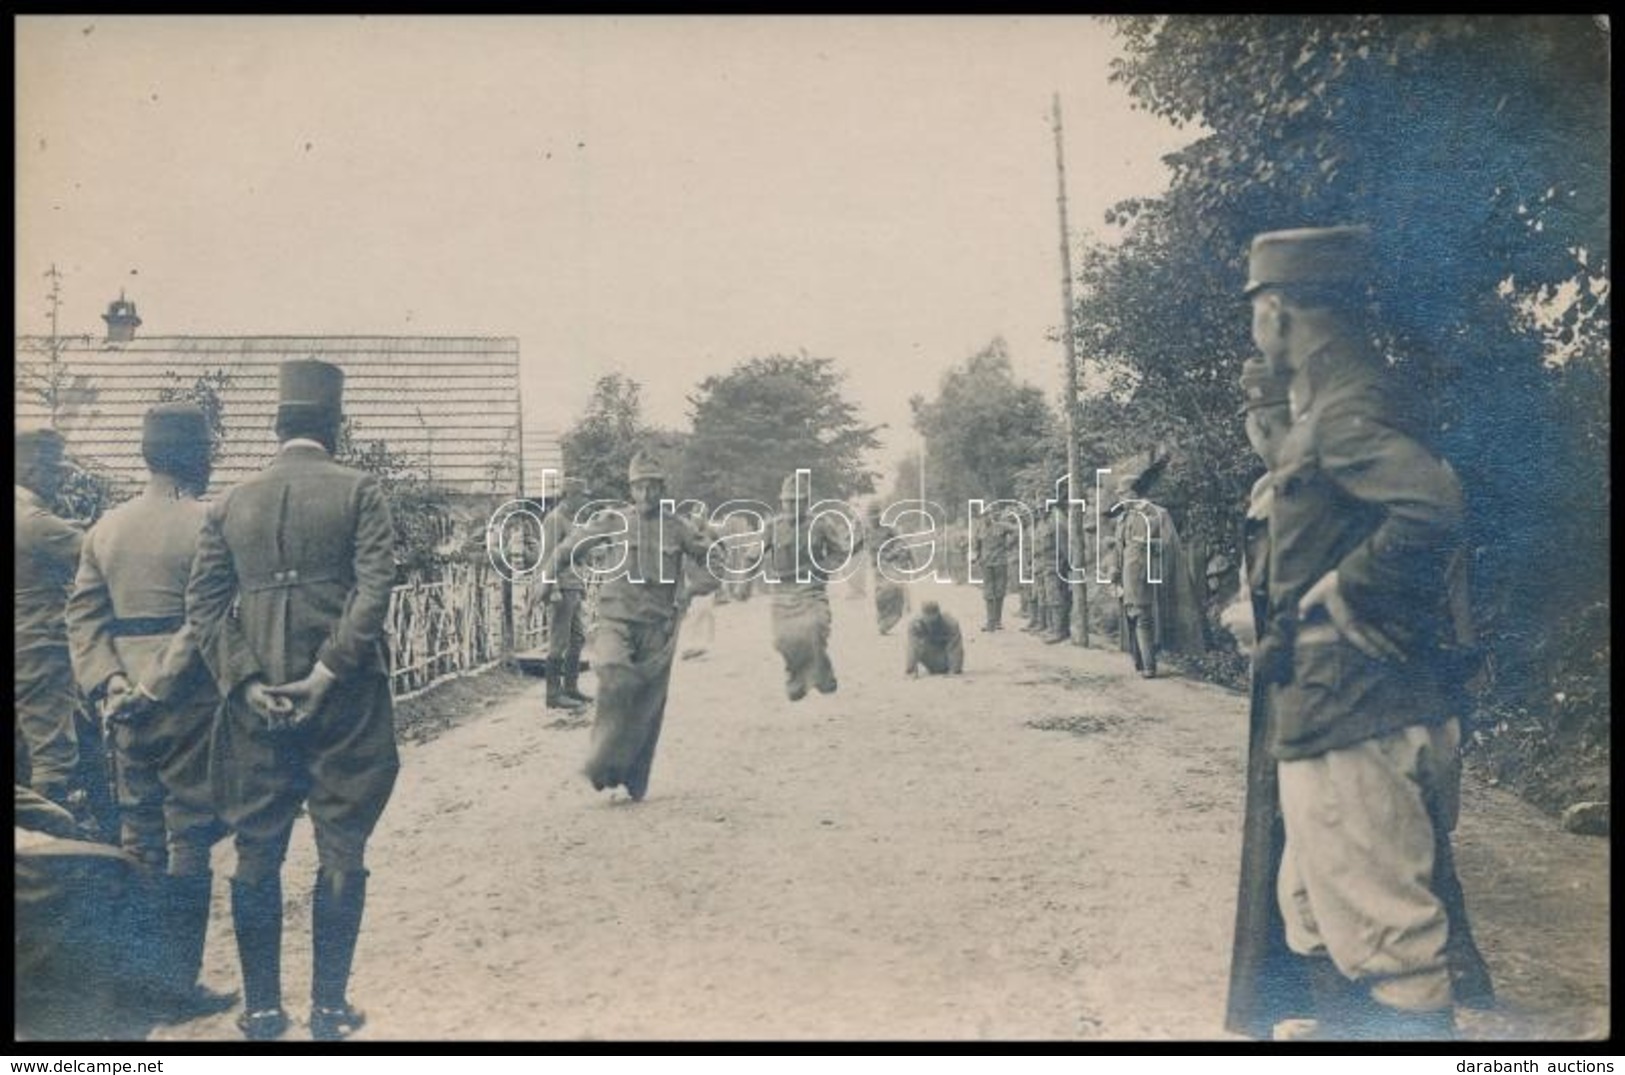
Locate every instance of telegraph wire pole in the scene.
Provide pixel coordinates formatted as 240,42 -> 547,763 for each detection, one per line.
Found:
1051,93 -> 1089,646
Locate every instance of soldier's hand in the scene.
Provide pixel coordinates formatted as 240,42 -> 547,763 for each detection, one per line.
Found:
1298,570 -> 1405,663
243,679 -> 295,730
98,674 -> 134,722
268,664 -> 338,727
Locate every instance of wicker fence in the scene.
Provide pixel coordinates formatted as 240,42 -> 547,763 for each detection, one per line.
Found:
385,561 -> 601,700
385,561 -> 514,700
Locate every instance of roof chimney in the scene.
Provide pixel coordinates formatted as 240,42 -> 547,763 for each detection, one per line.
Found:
102,292 -> 141,342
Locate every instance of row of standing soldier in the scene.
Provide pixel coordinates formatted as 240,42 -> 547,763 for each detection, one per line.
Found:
15,358 -> 398,1042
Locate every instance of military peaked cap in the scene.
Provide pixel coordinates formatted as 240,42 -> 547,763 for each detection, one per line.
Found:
1244,224 -> 1373,297
627,450 -> 666,483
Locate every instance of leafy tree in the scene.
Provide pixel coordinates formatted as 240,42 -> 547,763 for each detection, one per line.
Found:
682,352 -> 883,507
560,373 -> 648,503
336,417 -> 451,580
1086,14 -> 1610,797
910,337 -> 1056,520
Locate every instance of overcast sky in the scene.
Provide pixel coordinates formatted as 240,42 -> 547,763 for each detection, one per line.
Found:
15,15 -> 1191,477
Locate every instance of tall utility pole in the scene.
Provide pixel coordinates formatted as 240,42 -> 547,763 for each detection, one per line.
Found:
1051,93 -> 1089,646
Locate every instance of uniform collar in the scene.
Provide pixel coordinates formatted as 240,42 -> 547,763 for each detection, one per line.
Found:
1290,336 -> 1380,421
278,438 -> 330,457
142,473 -> 193,501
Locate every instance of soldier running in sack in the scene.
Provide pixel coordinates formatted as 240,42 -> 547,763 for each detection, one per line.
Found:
537,451 -> 719,801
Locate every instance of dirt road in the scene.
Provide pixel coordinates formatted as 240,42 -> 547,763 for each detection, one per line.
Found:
159,580 -> 1609,1042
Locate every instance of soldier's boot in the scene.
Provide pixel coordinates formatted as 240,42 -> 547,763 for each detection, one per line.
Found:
546,669 -> 586,711
1125,619 -> 1146,672
154,873 -> 239,1024
563,655 -> 594,704
310,867 -> 370,1042
1136,622 -> 1157,677
1364,1004 -> 1457,1041
1437,834 -> 1496,1010
125,868 -> 172,1009
230,877 -> 289,1041
1292,957 -> 1378,1040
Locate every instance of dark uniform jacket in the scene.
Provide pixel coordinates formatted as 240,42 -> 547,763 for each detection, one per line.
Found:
16,487 -> 83,661
187,443 -> 397,695
553,507 -> 713,624
971,516 -> 1017,568
764,512 -> 852,591
541,503 -> 588,593
1265,340 -> 1464,760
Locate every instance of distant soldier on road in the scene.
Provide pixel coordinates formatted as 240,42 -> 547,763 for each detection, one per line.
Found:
1110,471 -> 1204,674
66,403 -> 237,1024
1039,497 -> 1074,645
905,600 -> 964,677
188,359 -> 400,1042
532,478 -> 593,712
971,508 -> 1019,632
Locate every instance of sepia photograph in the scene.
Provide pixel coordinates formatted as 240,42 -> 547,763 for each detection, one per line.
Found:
12,15 -> 1610,1047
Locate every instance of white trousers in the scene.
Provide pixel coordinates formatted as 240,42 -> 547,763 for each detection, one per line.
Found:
1277,718 -> 1461,1011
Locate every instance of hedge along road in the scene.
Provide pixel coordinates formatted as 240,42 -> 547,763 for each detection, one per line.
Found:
158,578 -> 1608,1042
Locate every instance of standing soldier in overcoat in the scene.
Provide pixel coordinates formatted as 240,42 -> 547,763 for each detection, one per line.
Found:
970,509 -> 1018,632
1245,225 -> 1476,1040
15,427 -> 85,811
65,403 -> 237,1023
1040,497 -> 1074,645
187,359 -> 400,1042
537,451 -> 717,800
533,477 -> 592,711
1110,472 -> 1204,673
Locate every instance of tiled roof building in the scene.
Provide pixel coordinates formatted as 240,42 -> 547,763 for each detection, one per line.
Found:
15,302 -> 550,498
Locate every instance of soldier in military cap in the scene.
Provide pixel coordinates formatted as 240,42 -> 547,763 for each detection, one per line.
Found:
532,477 -> 594,711
763,472 -> 854,701
66,402 -> 237,1023
537,450 -> 719,800
1109,468 -> 1204,673
186,358 -> 400,1041
1245,224 -> 1472,1040
15,426 -> 85,809
970,507 -> 1019,631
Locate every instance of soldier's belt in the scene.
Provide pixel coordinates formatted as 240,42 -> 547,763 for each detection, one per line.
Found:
109,615 -> 186,638
239,569 -> 351,594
